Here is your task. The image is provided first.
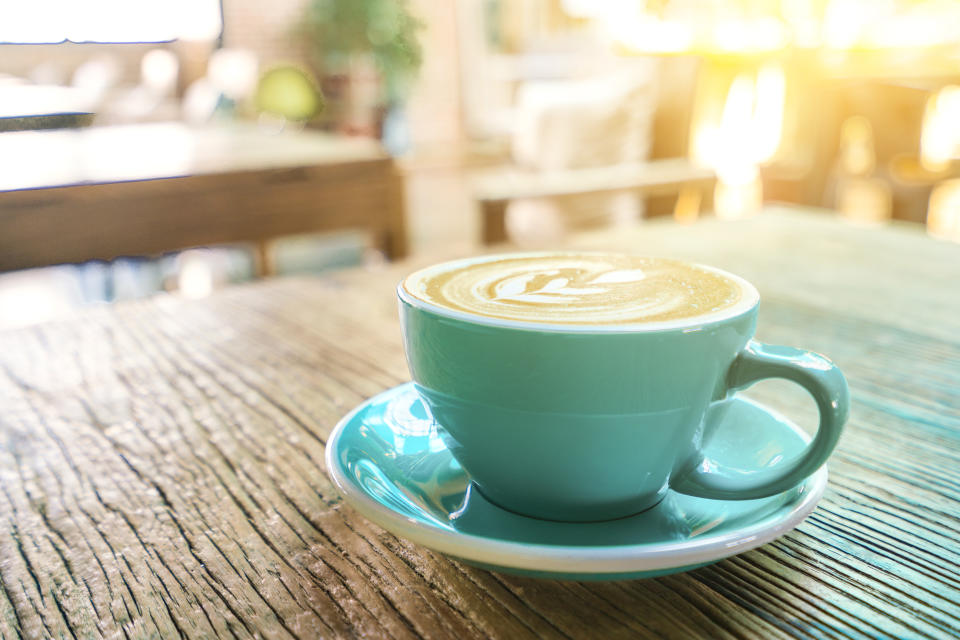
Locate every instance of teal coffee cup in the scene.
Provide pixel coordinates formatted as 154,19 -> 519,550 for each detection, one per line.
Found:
398,253 -> 849,522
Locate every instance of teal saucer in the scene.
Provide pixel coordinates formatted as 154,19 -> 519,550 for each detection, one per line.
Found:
326,384 -> 827,581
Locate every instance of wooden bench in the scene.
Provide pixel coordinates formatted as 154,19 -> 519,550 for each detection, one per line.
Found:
473,158 -> 715,244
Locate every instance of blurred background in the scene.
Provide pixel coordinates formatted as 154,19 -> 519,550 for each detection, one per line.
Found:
2,0 -> 960,328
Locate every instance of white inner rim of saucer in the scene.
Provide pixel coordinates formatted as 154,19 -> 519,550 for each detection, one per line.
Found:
325,385 -> 828,575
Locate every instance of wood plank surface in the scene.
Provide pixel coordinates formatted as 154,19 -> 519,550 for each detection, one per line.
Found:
1,206 -> 958,639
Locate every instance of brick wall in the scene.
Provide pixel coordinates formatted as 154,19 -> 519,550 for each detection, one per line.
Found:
220,0 -> 309,65
404,0 -> 463,150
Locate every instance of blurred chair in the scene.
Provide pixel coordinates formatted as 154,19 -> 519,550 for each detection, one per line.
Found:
507,68 -> 654,242
475,160 -> 715,245
474,64 -> 715,244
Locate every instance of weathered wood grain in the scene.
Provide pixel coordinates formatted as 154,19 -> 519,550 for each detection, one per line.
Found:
1,206 -> 958,639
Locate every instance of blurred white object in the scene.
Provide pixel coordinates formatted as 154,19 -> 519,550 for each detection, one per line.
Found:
208,49 -> 259,102
27,63 -> 68,87
177,250 -> 216,299
174,247 -> 255,299
71,55 -> 121,104
183,79 -> 221,124
141,49 -> 179,97
0,267 -> 86,330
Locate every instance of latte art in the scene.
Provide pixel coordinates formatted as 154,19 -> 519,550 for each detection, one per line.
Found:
402,253 -> 748,326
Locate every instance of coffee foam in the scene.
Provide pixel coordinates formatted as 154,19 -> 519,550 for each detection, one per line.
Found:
402,253 -> 748,326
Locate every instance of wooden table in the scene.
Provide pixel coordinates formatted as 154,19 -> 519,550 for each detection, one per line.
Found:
1,206 -> 958,639
0,123 -> 406,274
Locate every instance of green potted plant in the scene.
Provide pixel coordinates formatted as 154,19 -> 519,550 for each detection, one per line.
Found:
301,0 -> 423,146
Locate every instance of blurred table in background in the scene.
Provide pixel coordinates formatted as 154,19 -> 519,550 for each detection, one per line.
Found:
0,122 -> 406,274
0,206 -> 957,638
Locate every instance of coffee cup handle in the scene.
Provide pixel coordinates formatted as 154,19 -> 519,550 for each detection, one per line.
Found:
671,340 -> 849,500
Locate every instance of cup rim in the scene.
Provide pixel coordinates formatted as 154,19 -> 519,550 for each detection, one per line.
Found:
397,252 -> 760,334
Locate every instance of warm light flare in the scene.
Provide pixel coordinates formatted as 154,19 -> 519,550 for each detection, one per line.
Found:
691,65 -> 786,219
714,18 -> 789,53
609,18 -> 694,54
839,116 -> 876,176
928,180 -> 960,243
600,0 -> 960,55
673,187 -> 702,225
753,66 -> 787,163
823,0 -> 869,50
715,171 -> 763,221
920,86 -> 960,172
